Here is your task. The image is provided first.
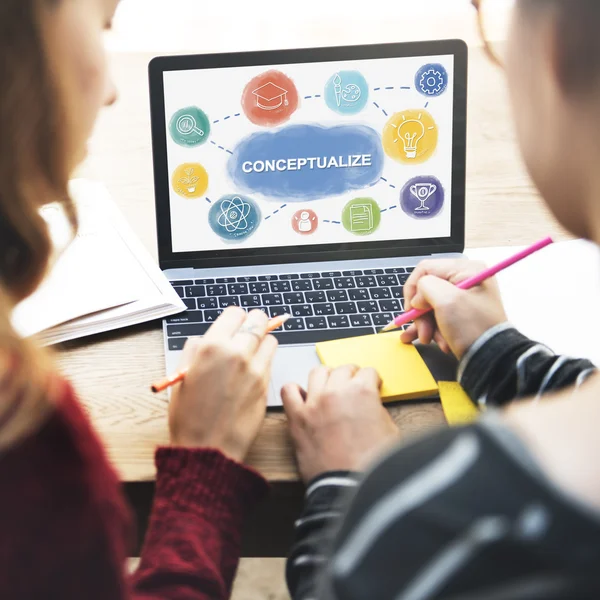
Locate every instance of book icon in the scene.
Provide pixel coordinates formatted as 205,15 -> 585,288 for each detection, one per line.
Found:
349,204 -> 374,232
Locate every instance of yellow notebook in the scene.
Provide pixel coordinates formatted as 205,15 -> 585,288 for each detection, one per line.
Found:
438,381 -> 480,426
316,332 -> 438,403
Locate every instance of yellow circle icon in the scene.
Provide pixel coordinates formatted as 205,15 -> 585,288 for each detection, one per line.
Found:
382,109 -> 438,165
172,163 -> 209,199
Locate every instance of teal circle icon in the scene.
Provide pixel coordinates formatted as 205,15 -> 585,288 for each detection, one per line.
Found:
209,194 -> 261,242
169,106 -> 211,147
325,71 -> 369,115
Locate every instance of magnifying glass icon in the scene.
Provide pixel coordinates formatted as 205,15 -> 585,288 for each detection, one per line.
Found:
176,114 -> 205,137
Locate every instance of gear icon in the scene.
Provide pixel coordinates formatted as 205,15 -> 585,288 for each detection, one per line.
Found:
420,69 -> 444,95
415,63 -> 448,97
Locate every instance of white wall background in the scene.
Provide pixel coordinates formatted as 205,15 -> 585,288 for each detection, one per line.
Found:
107,0 -> 515,53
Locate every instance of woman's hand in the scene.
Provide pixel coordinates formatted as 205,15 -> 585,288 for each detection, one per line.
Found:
282,366 -> 399,483
400,259 -> 508,359
169,307 -> 278,462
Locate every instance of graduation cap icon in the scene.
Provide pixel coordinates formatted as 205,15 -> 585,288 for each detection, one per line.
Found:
252,81 -> 290,111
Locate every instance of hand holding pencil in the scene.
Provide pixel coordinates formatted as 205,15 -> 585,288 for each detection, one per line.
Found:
398,258 -> 507,358
161,307 -> 284,461
398,238 -> 553,358
152,312 -> 289,393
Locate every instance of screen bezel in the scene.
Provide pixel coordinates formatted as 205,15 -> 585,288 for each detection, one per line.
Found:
149,40 -> 468,270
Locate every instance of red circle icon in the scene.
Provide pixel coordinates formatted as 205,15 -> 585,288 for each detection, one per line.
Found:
242,70 -> 299,127
292,209 -> 318,235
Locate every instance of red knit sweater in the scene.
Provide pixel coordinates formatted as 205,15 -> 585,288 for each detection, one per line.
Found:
0,379 -> 269,599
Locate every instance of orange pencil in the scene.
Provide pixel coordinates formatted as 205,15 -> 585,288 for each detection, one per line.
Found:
151,314 -> 290,393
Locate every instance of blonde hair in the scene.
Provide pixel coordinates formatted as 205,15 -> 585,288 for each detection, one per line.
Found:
0,0 -> 76,442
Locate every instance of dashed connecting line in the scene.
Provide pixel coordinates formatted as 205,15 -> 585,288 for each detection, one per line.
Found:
210,140 -> 234,155
372,101 -> 389,117
264,204 -> 288,221
380,176 -> 397,190
207,86 -> 426,160
373,86 -> 411,91
375,177 -> 401,215
371,86 -> 432,119
212,113 -> 241,124
201,89 -> 421,227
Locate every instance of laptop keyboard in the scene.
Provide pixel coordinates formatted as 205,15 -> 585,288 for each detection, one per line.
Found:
165,267 -> 415,350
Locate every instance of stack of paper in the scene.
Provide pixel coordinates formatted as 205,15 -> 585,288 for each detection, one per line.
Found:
11,180 -> 185,345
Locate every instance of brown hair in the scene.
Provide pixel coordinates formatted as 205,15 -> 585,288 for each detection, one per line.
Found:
0,0 -> 76,437
0,0 -> 75,300
522,0 -> 600,93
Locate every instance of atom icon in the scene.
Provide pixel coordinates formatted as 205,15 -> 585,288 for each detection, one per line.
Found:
209,193 -> 261,242
217,196 -> 251,232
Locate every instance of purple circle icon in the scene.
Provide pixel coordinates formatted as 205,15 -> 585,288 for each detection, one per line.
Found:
400,176 -> 445,219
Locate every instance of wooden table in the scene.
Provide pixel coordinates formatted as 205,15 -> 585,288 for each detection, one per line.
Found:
57,47 -> 568,556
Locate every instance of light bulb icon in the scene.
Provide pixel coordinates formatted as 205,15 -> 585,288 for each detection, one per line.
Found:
397,119 -> 425,159
383,110 -> 438,165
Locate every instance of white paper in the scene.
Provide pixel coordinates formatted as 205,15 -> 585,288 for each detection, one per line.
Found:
12,190 -> 141,337
467,239 -> 600,366
12,180 -> 185,344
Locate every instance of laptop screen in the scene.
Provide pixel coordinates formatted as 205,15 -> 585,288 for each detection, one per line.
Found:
153,43 -> 467,267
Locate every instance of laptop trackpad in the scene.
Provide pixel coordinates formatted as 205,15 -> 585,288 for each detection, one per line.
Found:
268,345 -> 321,407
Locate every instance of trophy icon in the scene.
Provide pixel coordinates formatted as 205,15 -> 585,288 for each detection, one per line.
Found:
410,183 -> 437,212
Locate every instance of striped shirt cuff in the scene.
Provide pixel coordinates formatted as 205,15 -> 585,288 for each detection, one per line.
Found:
457,322 -> 514,384
306,472 -> 360,500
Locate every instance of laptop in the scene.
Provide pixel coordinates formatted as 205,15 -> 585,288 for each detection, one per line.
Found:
149,40 -> 468,406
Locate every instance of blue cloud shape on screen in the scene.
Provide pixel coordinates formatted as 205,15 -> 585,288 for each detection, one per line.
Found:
227,124 -> 384,201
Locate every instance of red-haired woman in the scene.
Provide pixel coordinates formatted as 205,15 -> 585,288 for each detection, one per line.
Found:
0,1 -> 280,598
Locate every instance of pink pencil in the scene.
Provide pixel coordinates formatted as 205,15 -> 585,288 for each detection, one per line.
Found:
380,237 -> 554,333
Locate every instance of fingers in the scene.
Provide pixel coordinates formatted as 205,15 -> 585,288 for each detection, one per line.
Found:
400,320 -> 450,353
250,334 -> 279,381
413,275 -> 462,312
404,259 -> 486,309
415,314 -> 436,345
328,364 -> 360,388
403,265 -> 477,353
307,366 -> 331,399
204,306 -> 247,341
400,324 -> 417,345
399,314 -> 436,346
434,331 -> 451,354
404,261 -> 449,309
281,383 -> 306,419
179,336 -> 203,370
353,367 -> 382,390
232,309 -> 270,357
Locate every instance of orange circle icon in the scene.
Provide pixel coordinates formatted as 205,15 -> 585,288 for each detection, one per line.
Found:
172,163 -> 209,199
242,70 -> 299,127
